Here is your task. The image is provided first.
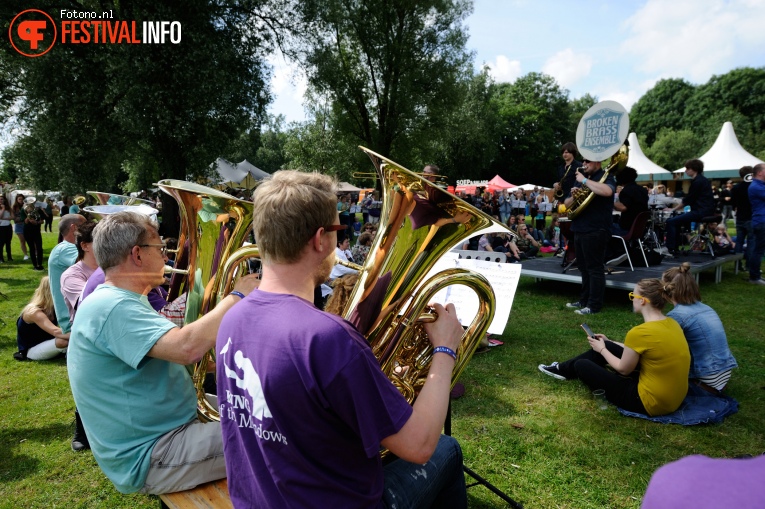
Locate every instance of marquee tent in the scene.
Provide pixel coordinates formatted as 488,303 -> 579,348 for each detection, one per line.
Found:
673,122 -> 764,179
515,183 -> 551,191
236,159 -> 271,189
337,182 -> 362,192
213,158 -> 247,184
486,175 -> 516,192
626,132 -> 672,182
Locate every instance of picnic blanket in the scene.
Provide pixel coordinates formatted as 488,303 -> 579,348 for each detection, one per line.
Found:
618,383 -> 738,425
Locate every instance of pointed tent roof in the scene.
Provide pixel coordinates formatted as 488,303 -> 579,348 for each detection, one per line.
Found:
214,158 -> 247,183
626,133 -> 672,182
673,122 -> 764,179
486,175 -> 516,191
237,159 -> 271,181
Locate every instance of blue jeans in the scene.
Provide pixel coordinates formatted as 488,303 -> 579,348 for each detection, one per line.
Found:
665,210 -> 704,250
749,223 -> 765,281
735,220 -> 755,265
382,435 -> 466,509
574,229 -> 609,312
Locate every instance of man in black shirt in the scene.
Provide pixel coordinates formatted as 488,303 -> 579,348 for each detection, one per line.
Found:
731,166 -> 753,269
564,158 -> 615,315
665,159 -> 715,255
613,166 -> 649,235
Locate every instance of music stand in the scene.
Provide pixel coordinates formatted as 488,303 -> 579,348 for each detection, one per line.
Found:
445,401 -> 524,508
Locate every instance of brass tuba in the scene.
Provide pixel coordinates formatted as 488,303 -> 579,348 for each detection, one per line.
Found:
338,147 -> 511,402
566,144 -> 629,220
155,180 -> 255,421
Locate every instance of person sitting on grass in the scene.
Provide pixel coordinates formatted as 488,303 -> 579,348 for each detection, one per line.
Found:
661,263 -> 737,393
539,278 -> 691,416
14,276 -> 69,361
514,223 -> 540,259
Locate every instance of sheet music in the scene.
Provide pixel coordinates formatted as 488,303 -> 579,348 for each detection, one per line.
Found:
418,253 -> 521,335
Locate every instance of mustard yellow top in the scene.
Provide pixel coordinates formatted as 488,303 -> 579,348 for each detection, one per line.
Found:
625,318 -> 691,416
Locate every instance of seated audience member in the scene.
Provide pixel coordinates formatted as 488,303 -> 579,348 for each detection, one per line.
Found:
713,225 -> 735,255
641,454 -> 765,509
60,221 -> 98,324
329,234 -> 358,280
661,263 -> 737,392
14,276 -> 69,361
514,224 -> 540,259
324,273 -> 359,316
216,170 -> 467,509
351,231 -> 373,265
67,211 -> 258,495
545,215 -> 563,250
505,214 -> 518,231
539,278 -> 690,416
527,223 -> 545,243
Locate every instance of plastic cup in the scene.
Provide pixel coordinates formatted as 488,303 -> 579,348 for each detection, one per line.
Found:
593,389 -> 608,410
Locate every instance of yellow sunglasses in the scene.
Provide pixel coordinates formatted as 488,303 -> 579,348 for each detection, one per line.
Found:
628,292 -> 649,303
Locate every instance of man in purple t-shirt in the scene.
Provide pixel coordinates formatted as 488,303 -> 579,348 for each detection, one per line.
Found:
217,170 -> 467,509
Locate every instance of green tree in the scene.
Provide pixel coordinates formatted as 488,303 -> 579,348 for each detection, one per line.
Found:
629,78 -> 696,146
490,72 -> 573,185
644,128 -> 704,171
296,0 -> 474,164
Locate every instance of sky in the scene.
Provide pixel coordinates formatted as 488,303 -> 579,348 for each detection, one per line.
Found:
267,0 -> 765,124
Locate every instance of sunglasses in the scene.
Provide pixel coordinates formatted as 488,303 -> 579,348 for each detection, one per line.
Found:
323,224 -> 346,232
628,292 -> 649,303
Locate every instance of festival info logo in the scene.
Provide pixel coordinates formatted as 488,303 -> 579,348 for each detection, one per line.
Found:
9,9 -> 181,57
9,9 -> 57,57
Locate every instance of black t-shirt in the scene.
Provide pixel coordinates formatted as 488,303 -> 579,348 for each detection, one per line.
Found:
557,160 -> 582,199
617,183 -> 649,230
731,182 -> 752,221
570,169 -> 616,233
683,174 -> 715,216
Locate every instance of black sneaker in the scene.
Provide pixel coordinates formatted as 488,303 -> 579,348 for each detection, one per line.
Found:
13,351 -> 28,361
538,362 -> 567,380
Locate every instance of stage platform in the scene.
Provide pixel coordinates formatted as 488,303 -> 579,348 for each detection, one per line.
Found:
518,252 -> 743,291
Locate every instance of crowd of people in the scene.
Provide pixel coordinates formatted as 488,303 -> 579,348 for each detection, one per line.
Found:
3,156 -> 763,508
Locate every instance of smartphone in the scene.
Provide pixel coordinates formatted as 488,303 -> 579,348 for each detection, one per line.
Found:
580,323 -> 594,337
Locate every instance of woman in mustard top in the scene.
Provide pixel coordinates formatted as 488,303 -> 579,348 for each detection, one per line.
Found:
539,279 -> 691,416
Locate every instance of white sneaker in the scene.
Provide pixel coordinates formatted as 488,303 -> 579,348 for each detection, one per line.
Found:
23,255 -> 29,260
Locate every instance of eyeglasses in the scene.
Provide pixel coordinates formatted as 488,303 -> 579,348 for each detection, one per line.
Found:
628,292 -> 649,303
323,224 -> 346,232
139,243 -> 168,255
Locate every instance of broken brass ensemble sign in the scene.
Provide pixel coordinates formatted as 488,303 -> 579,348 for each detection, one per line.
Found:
575,100 -> 629,162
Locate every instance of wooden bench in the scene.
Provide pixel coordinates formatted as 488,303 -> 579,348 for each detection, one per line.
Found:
159,479 -> 232,509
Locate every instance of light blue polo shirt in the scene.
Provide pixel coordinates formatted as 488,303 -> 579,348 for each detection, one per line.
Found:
68,284 -> 196,493
49,241 -> 78,332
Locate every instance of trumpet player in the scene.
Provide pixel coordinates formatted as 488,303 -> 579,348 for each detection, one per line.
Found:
564,159 -> 616,315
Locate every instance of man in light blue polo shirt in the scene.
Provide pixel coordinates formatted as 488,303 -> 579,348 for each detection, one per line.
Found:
67,211 -> 258,494
49,214 -> 86,334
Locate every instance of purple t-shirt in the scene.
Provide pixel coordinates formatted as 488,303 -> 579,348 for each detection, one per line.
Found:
642,454 -> 765,508
216,290 -> 413,509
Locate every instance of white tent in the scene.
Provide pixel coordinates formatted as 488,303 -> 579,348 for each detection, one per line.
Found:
673,122 -> 764,179
515,183 -> 550,191
213,158 -> 247,184
237,159 -> 271,181
626,132 -> 672,182
337,182 -> 362,192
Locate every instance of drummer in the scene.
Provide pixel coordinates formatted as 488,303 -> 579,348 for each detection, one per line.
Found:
612,167 -> 648,235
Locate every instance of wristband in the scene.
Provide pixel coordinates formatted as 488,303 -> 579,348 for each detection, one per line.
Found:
433,346 -> 457,361
230,291 -> 245,300
582,178 -> 588,187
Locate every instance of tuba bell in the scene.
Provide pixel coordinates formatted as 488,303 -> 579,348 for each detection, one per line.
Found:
155,180 -> 255,421
566,100 -> 630,219
338,147 -> 511,404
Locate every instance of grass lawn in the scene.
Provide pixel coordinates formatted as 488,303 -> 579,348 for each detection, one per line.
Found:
1,219 -> 763,508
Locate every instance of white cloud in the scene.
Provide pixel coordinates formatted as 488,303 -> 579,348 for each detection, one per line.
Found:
592,78 -> 658,112
541,49 -> 593,88
266,55 -> 308,123
486,55 -> 522,83
621,0 -> 765,82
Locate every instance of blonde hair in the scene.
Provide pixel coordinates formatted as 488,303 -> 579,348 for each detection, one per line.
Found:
324,274 -> 358,316
252,171 -> 338,264
661,262 -> 701,305
635,278 -> 671,310
22,276 -> 55,322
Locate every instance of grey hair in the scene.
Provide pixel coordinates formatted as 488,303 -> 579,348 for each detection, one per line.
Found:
93,211 -> 159,271
58,213 -> 85,235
